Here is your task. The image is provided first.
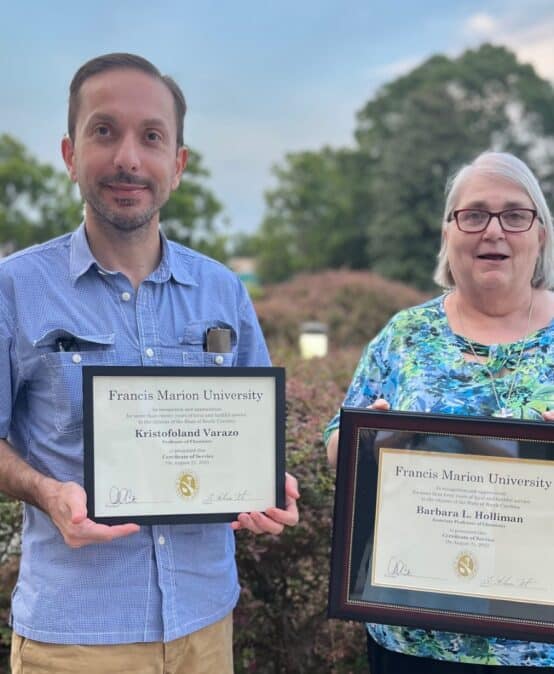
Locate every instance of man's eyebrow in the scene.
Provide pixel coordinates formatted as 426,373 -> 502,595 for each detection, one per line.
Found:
86,113 -> 118,125
141,117 -> 170,131
84,114 -> 170,131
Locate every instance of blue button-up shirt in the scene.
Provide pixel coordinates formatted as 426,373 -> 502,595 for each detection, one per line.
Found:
0,224 -> 270,645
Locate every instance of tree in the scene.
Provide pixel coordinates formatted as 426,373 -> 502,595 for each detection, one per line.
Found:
253,44 -> 554,288
0,134 -> 82,253
0,135 -> 227,260
255,147 -> 370,283
160,148 -> 228,261
355,44 -> 554,288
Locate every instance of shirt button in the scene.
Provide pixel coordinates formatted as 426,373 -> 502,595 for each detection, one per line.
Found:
215,354 -> 224,365
121,292 -> 131,302
158,535 -> 165,545
145,348 -> 154,358
72,354 -> 82,364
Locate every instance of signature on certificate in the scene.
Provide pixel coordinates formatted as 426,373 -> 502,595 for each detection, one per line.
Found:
481,575 -> 538,589
202,489 -> 250,505
385,556 -> 412,577
109,486 -> 137,505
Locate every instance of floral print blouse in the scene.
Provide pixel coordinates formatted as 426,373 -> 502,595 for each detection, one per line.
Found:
325,295 -> 554,666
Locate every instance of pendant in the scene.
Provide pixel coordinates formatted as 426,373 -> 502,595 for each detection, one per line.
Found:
493,407 -> 514,419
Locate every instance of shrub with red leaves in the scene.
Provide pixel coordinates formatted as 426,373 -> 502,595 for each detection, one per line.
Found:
233,271 -> 426,673
254,270 -> 428,352
234,349 -> 368,673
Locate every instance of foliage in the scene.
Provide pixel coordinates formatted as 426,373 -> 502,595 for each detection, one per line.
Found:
234,348 -> 367,673
0,495 -> 21,670
160,148 -> 228,261
233,270 -> 423,672
254,44 -> 554,289
0,134 -> 82,254
255,148 -> 370,283
254,269 -> 427,352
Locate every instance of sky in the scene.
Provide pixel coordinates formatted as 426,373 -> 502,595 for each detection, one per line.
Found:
1,0 -> 554,236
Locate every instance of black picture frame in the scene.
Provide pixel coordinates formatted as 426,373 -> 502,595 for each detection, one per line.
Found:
329,407 -> 554,642
83,366 -> 286,525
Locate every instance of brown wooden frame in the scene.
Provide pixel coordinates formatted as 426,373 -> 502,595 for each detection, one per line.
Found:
328,407 -> 554,642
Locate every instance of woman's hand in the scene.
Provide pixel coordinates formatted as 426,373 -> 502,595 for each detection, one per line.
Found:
326,398 -> 390,468
369,398 -> 390,412
542,410 -> 554,422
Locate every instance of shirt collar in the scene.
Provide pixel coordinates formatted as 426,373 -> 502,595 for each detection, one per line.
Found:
150,233 -> 197,287
69,223 -> 99,283
69,223 -> 197,287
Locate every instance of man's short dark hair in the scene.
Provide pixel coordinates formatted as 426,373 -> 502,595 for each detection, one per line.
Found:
68,53 -> 187,148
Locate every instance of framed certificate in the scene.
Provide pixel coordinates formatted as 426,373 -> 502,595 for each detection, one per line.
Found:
83,366 -> 285,524
328,407 -> 554,642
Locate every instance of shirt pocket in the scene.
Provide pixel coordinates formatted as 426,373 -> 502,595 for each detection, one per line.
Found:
179,320 -> 236,367
36,330 -> 116,435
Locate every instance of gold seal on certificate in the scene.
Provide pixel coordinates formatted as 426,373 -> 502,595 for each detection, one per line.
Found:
455,552 -> 477,579
83,366 -> 286,525
176,472 -> 199,500
329,408 -> 554,643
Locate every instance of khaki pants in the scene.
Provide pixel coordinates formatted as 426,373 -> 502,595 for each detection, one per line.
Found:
10,612 -> 233,674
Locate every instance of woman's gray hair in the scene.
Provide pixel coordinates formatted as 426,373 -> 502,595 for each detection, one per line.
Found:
433,151 -> 554,289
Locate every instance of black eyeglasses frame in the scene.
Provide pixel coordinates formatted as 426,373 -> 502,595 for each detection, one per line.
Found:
447,208 -> 539,233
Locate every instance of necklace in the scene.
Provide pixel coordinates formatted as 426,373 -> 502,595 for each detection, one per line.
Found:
455,294 -> 534,419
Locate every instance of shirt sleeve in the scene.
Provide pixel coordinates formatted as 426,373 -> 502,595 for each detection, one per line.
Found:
323,325 -> 390,445
0,295 -> 16,439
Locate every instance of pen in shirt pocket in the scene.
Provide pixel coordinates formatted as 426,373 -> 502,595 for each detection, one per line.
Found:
56,337 -> 77,352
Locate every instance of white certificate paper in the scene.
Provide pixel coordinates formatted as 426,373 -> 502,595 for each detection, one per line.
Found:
85,369 -> 283,522
372,448 -> 554,604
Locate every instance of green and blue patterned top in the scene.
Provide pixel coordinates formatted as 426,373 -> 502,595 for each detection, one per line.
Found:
325,294 -> 554,667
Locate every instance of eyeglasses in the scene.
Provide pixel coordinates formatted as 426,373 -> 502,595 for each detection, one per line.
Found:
448,208 -> 538,233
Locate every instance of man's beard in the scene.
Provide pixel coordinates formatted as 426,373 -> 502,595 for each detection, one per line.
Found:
87,195 -> 159,232
83,172 -> 165,233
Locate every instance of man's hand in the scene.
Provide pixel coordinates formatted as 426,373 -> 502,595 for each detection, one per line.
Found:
231,472 -> 299,535
39,478 -> 140,548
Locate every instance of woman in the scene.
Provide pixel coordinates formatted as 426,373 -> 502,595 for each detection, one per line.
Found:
325,152 -> 554,671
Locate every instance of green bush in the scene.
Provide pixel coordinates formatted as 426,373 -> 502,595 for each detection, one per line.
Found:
233,349 -> 368,673
0,495 -> 21,671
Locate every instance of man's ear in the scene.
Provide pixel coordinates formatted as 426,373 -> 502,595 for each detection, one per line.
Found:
61,135 -> 78,182
171,146 -> 188,191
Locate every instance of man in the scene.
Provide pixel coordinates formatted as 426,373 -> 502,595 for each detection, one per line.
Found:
0,53 -> 299,674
